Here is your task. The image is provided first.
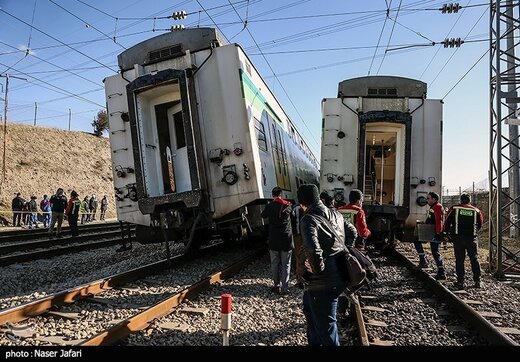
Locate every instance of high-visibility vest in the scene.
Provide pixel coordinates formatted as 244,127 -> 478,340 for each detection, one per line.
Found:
338,208 -> 358,225
453,206 -> 478,237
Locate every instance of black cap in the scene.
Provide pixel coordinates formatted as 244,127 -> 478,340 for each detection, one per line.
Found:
297,184 -> 320,206
71,191 -> 78,197
272,187 -> 283,197
461,193 -> 471,203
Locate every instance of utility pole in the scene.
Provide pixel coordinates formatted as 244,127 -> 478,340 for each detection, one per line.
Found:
0,73 -> 27,192
33,102 -> 37,126
506,0 -> 519,238
489,0 -> 520,278
68,108 -> 71,131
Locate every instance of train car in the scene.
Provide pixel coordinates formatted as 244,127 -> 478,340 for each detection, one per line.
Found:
104,28 -> 319,250
320,76 -> 442,244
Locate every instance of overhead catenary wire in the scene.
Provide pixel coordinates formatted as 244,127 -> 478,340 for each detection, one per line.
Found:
0,8 -> 118,74
428,4 -> 489,88
0,61 -> 104,108
48,0 -> 127,50
441,48 -> 488,100
377,0 -> 403,75
225,0 -> 320,157
419,0 -> 473,79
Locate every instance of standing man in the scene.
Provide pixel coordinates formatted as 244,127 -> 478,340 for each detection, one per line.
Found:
27,195 -> 38,229
414,191 -> 446,280
261,186 -> 294,295
11,193 -> 25,227
100,195 -> 108,221
298,184 -> 354,346
337,189 -> 371,251
65,191 -> 81,237
48,188 -> 68,238
444,194 -> 484,289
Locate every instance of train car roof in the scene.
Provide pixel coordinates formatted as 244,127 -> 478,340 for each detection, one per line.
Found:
117,28 -> 227,71
338,76 -> 427,98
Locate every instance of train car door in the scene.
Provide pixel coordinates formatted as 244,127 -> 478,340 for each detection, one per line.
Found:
167,103 -> 191,193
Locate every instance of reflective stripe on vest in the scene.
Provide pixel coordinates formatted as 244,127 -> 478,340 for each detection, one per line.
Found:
338,208 -> 358,224
454,206 -> 477,235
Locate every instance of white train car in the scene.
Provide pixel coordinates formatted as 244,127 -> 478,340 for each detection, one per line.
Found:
320,76 -> 442,243
104,28 -> 319,248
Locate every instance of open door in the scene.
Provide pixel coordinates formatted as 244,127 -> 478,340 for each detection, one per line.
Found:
167,103 -> 191,193
364,124 -> 404,206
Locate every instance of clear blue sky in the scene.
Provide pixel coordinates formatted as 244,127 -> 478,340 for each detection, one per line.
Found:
0,0 -> 491,192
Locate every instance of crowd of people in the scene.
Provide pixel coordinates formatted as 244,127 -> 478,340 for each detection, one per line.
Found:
261,185 -> 368,346
11,190 -> 109,237
261,185 -> 484,346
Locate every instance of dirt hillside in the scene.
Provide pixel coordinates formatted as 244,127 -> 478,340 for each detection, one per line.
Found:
0,122 -> 116,225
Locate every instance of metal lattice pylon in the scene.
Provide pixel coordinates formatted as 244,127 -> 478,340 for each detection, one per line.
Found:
489,0 -> 520,278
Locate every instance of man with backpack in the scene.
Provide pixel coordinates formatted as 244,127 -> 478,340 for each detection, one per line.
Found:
261,187 -> 294,296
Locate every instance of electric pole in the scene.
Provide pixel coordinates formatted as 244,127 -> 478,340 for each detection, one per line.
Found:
34,102 -> 37,126
0,73 -> 27,192
489,0 -> 520,278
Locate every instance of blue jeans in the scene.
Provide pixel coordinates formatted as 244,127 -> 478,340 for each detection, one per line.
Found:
269,249 -> 292,293
414,240 -> 444,271
42,212 -> 51,227
303,287 -> 343,346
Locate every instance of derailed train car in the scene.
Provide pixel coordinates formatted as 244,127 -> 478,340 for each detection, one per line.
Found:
320,76 -> 442,243
104,28 -> 319,249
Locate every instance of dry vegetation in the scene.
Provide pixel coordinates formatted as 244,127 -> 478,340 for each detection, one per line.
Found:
0,122 -> 116,225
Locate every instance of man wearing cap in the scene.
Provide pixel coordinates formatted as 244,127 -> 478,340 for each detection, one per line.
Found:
261,186 -> 294,295
65,191 -> 81,237
444,193 -> 484,289
297,183 -> 357,346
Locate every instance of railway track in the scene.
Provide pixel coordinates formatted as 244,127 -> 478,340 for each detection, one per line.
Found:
0,222 -> 121,244
0,223 -> 134,266
0,243 -> 265,346
346,245 -> 519,346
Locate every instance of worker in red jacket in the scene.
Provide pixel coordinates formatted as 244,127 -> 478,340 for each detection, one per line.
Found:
414,191 -> 446,280
337,189 -> 371,251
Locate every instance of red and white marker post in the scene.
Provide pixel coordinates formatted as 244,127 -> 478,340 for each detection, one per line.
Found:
220,294 -> 232,346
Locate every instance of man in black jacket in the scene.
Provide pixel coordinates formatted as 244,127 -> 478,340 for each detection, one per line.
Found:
261,187 -> 293,295
298,184 -> 357,346
11,193 -> 25,227
48,188 -> 68,238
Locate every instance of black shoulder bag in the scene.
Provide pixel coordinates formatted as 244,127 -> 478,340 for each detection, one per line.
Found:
315,214 -> 366,291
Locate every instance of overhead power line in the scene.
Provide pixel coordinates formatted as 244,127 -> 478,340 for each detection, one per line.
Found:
0,8 -> 118,74
225,0 -> 320,157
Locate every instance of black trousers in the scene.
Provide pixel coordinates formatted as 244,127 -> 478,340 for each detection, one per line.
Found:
453,236 -> 481,282
69,214 -> 79,237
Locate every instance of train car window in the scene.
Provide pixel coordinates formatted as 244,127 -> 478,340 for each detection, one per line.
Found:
173,112 -> 186,149
254,117 -> 268,152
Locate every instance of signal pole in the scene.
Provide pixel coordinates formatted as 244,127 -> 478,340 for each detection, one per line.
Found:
0,73 -> 27,192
